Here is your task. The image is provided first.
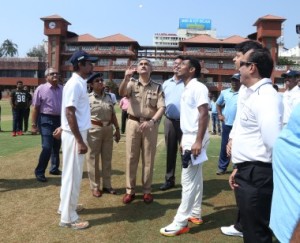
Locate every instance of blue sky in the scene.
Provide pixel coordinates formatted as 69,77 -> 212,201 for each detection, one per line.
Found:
1,0 -> 299,57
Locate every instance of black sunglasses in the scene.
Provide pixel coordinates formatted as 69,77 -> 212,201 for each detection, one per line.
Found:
240,61 -> 257,67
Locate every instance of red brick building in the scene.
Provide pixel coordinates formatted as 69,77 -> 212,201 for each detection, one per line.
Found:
0,14 -> 287,94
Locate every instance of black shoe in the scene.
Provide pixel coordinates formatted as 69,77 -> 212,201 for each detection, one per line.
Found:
103,187 -> 118,195
36,175 -> 47,182
50,170 -> 62,175
159,181 -> 175,191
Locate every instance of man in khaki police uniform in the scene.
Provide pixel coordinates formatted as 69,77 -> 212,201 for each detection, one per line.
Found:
86,73 -> 121,198
119,58 -> 165,204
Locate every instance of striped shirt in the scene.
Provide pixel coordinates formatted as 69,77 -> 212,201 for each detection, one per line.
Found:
32,82 -> 63,116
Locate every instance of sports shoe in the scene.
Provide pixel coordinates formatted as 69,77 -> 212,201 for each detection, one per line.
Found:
17,131 -> 23,136
57,204 -> 84,215
59,218 -> 89,230
220,225 -> 243,237
160,222 -> 189,237
216,169 -> 226,175
188,217 -> 203,225
11,132 -> 16,137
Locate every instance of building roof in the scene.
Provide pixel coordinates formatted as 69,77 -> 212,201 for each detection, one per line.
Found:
98,33 -> 138,43
40,14 -> 71,25
181,34 -> 247,45
222,35 -> 248,44
66,34 -> 98,42
182,34 -> 221,44
253,14 -> 286,26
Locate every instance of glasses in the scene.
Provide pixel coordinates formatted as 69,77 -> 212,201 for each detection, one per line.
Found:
48,72 -> 60,76
240,61 -> 257,67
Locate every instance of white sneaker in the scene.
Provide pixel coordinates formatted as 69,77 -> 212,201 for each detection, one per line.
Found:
160,222 -> 189,237
220,225 -> 243,237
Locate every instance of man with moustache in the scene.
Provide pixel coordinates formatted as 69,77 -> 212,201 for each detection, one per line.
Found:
119,58 -> 165,204
58,50 -> 97,230
160,56 -> 209,237
32,67 -> 63,182
160,55 -> 184,191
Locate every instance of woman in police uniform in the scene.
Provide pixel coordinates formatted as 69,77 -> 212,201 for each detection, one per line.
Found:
86,73 -> 121,197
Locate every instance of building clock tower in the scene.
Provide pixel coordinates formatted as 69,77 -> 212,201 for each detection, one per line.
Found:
40,15 -> 71,72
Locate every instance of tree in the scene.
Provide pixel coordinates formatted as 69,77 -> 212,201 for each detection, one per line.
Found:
277,57 -> 296,65
27,44 -> 47,60
0,39 -> 18,57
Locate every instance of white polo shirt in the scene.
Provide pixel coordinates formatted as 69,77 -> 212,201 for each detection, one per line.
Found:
61,72 -> 91,132
231,78 -> 283,164
180,78 -> 209,150
283,85 -> 300,124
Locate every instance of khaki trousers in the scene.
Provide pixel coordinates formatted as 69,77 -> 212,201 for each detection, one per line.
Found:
125,119 -> 159,194
86,125 -> 113,190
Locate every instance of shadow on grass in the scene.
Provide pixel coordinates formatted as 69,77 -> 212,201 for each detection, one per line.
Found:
0,177 -> 61,192
203,178 -> 232,200
82,200 -> 179,226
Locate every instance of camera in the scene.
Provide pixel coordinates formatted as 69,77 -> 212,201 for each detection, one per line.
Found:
181,150 -> 191,168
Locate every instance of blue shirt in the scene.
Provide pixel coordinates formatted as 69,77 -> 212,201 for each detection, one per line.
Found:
216,88 -> 239,125
270,103 -> 300,243
211,100 -> 218,114
162,76 -> 184,120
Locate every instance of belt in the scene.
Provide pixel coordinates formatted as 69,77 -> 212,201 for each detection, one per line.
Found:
91,120 -> 111,127
128,114 -> 151,123
236,161 -> 272,169
165,115 -> 180,122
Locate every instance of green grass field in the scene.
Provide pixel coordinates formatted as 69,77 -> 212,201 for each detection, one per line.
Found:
0,99 -> 242,243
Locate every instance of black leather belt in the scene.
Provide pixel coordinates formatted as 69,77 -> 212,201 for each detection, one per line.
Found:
128,114 -> 151,123
91,120 -> 111,127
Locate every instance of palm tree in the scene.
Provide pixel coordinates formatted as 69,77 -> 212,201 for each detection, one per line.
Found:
0,39 -> 18,57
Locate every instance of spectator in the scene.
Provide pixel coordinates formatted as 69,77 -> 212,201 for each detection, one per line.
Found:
23,85 -> 32,133
160,56 -> 209,237
160,55 -> 184,191
58,50 -> 97,230
86,72 -> 120,198
281,70 -> 300,125
215,73 -> 240,175
228,48 -> 282,242
31,68 -> 63,182
119,58 -> 165,204
104,84 -> 117,105
270,103 -> 300,242
210,96 -> 221,135
10,80 -> 28,136
119,96 -> 129,134
0,88 -> 2,131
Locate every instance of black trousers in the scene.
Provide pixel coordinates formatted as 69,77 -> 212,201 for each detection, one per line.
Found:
164,117 -> 182,182
121,110 -> 128,134
235,162 -> 273,243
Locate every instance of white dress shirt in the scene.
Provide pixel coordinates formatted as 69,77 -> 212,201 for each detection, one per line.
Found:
231,78 -> 283,164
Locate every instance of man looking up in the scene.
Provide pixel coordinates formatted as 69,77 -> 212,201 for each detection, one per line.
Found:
160,55 -> 184,191
160,56 -> 209,237
229,48 -> 282,242
119,58 -> 165,204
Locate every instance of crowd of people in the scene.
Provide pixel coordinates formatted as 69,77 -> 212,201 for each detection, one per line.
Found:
3,40 -> 300,242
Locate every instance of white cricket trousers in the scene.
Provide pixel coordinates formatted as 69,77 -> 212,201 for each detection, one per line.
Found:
173,162 -> 203,227
59,130 -> 87,223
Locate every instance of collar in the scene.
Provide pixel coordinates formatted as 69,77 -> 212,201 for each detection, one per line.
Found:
248,78 -> 273,92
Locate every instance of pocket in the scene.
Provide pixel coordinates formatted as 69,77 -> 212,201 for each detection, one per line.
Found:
149,93 -> 158,107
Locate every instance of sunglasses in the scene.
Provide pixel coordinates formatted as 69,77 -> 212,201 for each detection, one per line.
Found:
240,61 -> 257,67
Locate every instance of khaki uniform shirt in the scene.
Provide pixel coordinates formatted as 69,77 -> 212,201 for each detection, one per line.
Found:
89,92 -> 115,122
126,79 -> 165,118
